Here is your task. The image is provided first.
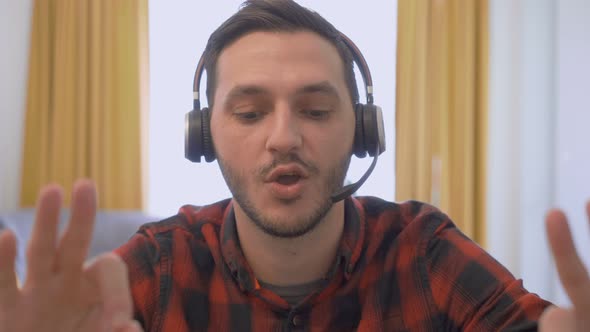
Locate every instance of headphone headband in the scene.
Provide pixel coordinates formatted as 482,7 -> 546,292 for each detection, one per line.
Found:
338,33 -> 374,105
185,29 -> 386,201
192,52 -> 206,110
192,31 -> 374,110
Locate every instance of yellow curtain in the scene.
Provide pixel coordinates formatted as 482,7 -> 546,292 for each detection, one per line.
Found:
395,0 -> 488,245
20,0 -> 149,209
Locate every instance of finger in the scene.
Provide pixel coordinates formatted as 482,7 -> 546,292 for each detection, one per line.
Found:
539,305 -> 576,331
0,229 -> 19,302
56,179 -> 97,272
546,208 -> 590,311
84,253 -> 134,330
26,184 -> 62,281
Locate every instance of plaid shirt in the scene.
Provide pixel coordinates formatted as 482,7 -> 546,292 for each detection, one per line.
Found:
115,197 -> 551,331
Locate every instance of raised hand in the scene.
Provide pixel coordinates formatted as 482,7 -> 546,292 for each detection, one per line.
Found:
0,180 -> 142,332
540,200 -> 590,331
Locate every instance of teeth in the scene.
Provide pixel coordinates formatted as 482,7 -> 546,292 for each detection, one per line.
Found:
280,173 -> 297,176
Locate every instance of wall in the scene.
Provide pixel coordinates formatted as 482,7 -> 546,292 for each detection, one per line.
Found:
0,0 -> 33,212
147,1 -> 398,216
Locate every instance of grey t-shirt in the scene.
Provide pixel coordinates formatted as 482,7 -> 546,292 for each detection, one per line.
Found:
259,278 -> 328,307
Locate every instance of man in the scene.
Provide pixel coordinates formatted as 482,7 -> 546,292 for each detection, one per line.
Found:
0,0 -> 588,331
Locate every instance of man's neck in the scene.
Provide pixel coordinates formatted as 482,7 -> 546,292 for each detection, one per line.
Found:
234,200 -> 345,287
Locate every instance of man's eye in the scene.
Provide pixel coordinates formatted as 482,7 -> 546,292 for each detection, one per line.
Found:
235,111 -> 263,122
303,109 -> 330,120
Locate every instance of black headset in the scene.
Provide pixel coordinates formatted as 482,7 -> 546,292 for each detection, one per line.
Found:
185,32 -> 386,202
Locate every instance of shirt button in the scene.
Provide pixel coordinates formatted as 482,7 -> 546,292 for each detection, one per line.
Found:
291,314 -> 303,327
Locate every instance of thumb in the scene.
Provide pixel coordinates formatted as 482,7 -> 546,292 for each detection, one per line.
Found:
539,305 -> 576,331
84,252 -> 134,330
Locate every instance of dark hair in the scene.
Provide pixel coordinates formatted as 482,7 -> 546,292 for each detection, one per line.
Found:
202,0 -> 359,108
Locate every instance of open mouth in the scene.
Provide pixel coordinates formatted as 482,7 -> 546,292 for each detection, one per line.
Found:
275,174 -> 301,185
265,165 -> 309,199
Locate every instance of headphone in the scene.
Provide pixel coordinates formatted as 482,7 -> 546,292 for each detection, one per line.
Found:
185,32 -> 386,202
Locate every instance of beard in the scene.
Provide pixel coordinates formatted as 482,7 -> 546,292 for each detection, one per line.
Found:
217,152 -> 351,238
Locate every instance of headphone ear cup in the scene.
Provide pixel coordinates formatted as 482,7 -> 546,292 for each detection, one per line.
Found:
185,109 -> 203,162
185,108 -> 216,163
201,107 -> 216,162
362,104 -> 378,156
353,103 -> 386,158
353,103 -> 367,158
363,104 -> 386,157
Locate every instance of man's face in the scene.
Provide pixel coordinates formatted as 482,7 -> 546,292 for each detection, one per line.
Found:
210,31 -> 355,238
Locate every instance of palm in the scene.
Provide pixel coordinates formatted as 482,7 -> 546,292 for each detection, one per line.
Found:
0,180 -> 140,332
5,273 -> 101,331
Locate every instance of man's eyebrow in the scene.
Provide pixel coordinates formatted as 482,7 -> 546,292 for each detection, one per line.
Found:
222,81 -> 341,108
295,81 -> 341,99
223,85 -> 269,107
228,85 -> 268,97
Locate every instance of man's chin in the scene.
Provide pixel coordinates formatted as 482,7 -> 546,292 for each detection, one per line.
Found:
237,195 -> 334,238
254,217 -> 321,239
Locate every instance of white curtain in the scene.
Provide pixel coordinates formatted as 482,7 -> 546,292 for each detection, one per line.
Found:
553,0 -> 590,306
487,0 -> 556,301
0,0 -> 33,212
487,0 -> 590,306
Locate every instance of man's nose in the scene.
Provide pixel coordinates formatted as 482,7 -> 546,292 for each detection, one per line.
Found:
265,105 -> 303,154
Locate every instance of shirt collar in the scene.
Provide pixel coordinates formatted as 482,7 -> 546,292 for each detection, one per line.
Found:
220,197 -> 366,292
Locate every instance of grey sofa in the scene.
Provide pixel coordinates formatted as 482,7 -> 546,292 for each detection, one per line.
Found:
0,209 -> 160,282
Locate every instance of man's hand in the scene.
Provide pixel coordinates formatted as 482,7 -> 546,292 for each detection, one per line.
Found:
0,180 -> 142,332
540,200 -> 590,331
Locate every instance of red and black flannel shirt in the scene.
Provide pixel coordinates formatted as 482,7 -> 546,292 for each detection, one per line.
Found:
115,197 -> 551,331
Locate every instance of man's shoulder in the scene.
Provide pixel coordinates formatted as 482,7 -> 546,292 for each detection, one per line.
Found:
353,196 -> 452,237
354,196 -> 447,222
137,198 -> 232,238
